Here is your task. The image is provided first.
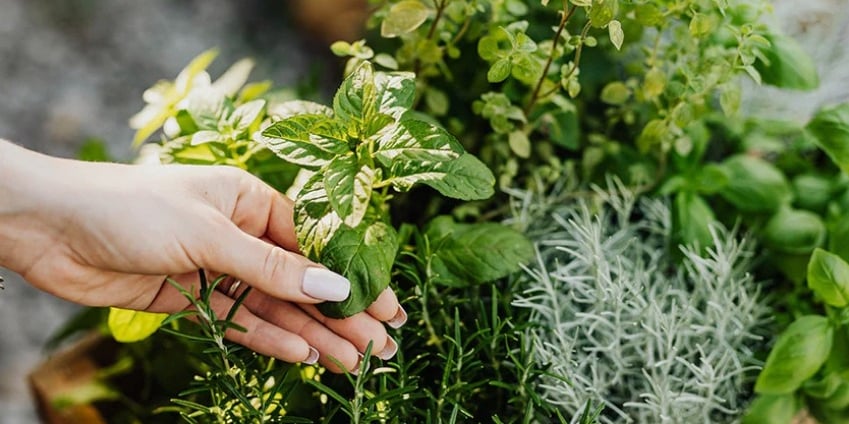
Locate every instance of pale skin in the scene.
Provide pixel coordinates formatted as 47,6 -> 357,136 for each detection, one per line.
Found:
0,139 -> 405,373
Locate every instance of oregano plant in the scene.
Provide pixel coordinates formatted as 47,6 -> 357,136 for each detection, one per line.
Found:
255,60 -> 496,317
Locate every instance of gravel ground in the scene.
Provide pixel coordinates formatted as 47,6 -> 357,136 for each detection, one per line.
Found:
0,1 -> 331,422
0,1 -> 847,423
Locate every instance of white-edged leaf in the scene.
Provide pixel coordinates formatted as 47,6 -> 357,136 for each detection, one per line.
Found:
258,114 -> 349,168
191,130 -> 224,145
324,156 -> 376,228
267,100 -> 333,120
373,119 -> 463,165
609,20 -> 624,50
228,99 -> 266,134
211,58 -> 255,96
294,173 -> 344,261
186,90 -> 230,130
174,49 -> 219,93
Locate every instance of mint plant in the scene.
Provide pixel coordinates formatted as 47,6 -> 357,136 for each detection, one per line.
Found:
256,60 -> 496,317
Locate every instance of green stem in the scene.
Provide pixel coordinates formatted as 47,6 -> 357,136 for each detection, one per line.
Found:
524,2 -> 576,115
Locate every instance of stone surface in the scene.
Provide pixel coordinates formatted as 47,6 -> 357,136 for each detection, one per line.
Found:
0,1 -> 330,422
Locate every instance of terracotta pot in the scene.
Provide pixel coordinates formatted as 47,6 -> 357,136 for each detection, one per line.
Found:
29,333 -> 109,424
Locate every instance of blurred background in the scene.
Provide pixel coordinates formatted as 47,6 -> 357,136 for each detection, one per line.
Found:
0,0 -> 847,422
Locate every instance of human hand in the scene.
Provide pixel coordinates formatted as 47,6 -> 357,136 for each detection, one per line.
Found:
0,140 -> 406,373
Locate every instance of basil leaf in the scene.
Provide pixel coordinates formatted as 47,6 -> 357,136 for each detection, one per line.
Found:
317,222 -> 398,318
807,248 -> 849,307
718,154 -> 791,213
423,153 -> 496,200
425,216 -> 533,287
754,33 -> 819,91
258,114 -> 348,169
755,315 -> 833,394
108,308 -> 167,343
295,173 -> 343,261
807,103 -> 849,173
741,394 -> 798,424
374,119 -> 463,165
763,207 -> 825,255
672,191 -> 715,251
324,156 -> 376,228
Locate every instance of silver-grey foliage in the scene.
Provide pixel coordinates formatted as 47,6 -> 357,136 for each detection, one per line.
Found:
509,180 -> 770,423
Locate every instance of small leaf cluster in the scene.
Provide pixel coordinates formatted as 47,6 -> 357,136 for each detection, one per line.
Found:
256,60 -> 496,317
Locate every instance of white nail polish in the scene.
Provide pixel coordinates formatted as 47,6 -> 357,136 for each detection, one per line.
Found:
302,268 -> 350,301
377,337 -> 398,360
387,306 -> 408,329
304,347 -> 319,365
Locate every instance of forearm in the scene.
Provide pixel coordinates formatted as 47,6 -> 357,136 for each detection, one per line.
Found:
0,140 -> 66,271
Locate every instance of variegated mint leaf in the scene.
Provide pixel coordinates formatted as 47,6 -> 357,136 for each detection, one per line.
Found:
227,99 -> 266,135
333,61 -> 379,138
324,155 -> 376,228
373,119 -> 463,165
267,100 -> 333,120
374,71 -> 416,120
295,172 -> 343,261
257,114 -> 349,169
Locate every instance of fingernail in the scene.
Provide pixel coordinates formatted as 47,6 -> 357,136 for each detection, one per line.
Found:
302,268 -> 350,301
304,347 -> 319,365
387,306 -> 407,329
350,353 -> 364,375
377,337 -> 398,360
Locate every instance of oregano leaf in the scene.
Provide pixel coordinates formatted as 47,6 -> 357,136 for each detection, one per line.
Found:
324,156 -> 376,228
608,20 -> 624,50
381,0 -> 430,38
258,114 -> 349,169
317,221 -> 398,318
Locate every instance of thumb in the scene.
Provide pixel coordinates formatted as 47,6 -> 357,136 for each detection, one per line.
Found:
201,220 -> 350,303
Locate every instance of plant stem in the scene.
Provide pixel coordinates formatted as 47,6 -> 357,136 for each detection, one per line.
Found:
524,3 -> 576,115
413,0 -> 449,76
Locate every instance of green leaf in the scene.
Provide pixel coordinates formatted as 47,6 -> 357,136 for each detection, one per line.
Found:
755,33 -> 819,91
324,156 -> 376,228
108,308 -> 167,343
672,192 -> 715,251
763,207 -> 825,255
423,153 -> 495,200
374,119 -> 463,164
381,0 -> 430,38
741,394 -> 799,424
487,58 -> 512,83
718,154 -> 791,213
807,103 -> 849,173
258,114 -> 349,169
190,130 -> 224,145
807,248 -> 849,307
294,173 -> 343,261
589,2 -> 614,28
755,315 -> 833,394
508,130 -> 531,158
600,81 -> 630,105
317,222 -> 398,318
510,54 -> 542,84
425,216 -> 533,287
